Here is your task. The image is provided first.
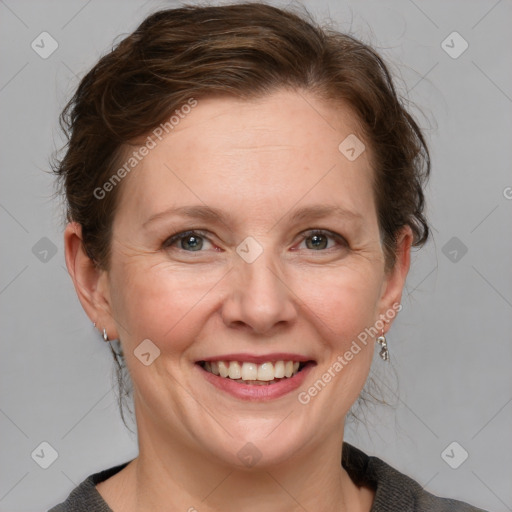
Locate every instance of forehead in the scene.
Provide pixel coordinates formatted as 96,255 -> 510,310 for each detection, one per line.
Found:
115,90 -> 375,226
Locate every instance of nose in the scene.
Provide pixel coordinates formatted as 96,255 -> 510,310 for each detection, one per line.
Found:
220,249 -> 297,335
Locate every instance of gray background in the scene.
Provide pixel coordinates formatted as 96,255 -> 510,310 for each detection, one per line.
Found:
1,0 -> 511,511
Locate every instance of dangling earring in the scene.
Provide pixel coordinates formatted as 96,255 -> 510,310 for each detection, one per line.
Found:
103,328 -> 109,342
376,330 -> 389,361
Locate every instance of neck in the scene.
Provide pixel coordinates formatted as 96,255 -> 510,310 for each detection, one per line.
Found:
98,406 -> 374,512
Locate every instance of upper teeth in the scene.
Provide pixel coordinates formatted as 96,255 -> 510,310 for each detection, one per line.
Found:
203,360 -> 301,381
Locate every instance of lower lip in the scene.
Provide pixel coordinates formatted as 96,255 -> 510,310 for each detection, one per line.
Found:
195,363 -> 315,401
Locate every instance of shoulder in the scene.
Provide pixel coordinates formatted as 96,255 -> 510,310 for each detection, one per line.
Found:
47,460 -> 132,512
342,443 -> 488,512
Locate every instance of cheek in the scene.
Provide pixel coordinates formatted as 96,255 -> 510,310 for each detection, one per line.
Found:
294,265 -> 383,342
109,262 -> 220,355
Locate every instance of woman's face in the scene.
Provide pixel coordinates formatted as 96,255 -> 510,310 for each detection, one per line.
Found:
87,90 -> 409,467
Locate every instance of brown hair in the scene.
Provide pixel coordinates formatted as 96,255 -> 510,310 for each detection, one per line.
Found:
53,2 -> 430,425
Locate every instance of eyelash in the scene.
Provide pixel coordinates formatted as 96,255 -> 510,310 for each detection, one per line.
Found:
162,229 -> 348,252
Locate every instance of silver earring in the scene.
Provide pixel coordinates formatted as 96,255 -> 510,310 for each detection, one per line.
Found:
376,331 -> 389,361
102,328 -> 109,342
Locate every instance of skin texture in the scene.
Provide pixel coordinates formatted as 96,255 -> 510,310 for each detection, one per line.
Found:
65,89 -> 412,512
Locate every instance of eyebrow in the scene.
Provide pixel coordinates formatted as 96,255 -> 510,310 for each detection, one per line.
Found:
143,204 -> 362,229
143,205 -> 225,228
283,204 -> 362,225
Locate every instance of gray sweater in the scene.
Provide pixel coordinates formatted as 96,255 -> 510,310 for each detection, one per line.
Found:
48,443 -> 487,511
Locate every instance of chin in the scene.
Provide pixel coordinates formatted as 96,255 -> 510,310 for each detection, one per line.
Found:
198,417 -> 316,470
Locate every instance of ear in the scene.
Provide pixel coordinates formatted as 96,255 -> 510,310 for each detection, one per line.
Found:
64,222 -> 119,339
377,225 -> 413,333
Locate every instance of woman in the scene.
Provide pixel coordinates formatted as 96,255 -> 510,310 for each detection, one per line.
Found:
49,3 -> 487,511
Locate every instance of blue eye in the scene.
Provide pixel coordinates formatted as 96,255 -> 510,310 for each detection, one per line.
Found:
163,230 -> 213,252
297,230 -> 347,251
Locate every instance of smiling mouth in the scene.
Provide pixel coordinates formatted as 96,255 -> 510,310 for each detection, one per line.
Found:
197,360 -> 314,385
